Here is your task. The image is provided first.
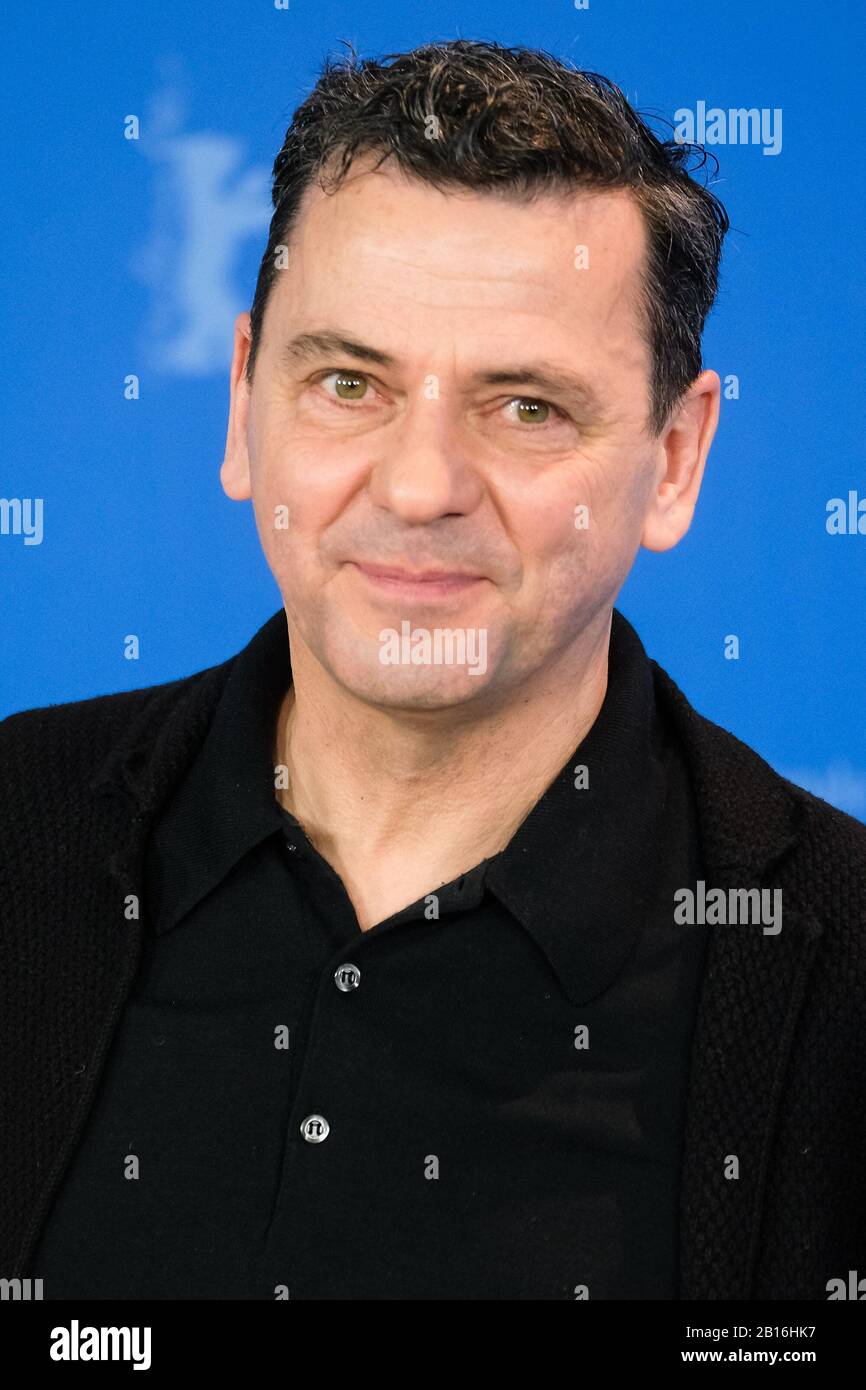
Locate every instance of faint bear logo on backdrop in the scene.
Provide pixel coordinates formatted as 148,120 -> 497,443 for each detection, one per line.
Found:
132,69 -> 270,376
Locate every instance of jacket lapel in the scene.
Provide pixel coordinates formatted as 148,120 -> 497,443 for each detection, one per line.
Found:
651,661 -> 824,1298
12,659 -> 234,1276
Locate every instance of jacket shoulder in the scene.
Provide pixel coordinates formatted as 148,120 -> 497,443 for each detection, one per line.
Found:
0,661 -> 230,801
2,669 -> 203,733
651,656 -> 866,885
775,770 -> 866,897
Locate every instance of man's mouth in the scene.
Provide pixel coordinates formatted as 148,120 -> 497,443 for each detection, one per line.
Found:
347,560 -> 485,597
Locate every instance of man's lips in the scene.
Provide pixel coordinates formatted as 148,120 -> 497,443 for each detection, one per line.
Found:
347,560 -> 485,595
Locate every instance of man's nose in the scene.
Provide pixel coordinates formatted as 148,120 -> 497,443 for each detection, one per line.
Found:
367,402 -> 485,524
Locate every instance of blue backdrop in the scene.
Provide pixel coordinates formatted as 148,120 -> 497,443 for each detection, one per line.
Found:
3,0 -> 864,817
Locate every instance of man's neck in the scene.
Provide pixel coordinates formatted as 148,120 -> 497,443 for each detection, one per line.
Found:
273,612 -> 612,928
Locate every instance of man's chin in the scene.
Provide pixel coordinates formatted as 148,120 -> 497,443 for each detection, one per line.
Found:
337,662 -> 494,713
319,632 -> 498,713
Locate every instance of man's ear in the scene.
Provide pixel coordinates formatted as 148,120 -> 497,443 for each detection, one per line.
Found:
641,369 -> 720,552
220,311 -> 254,501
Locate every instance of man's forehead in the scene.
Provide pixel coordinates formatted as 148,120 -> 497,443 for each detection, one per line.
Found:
281,166 -> 648,345
294,158 -> 646,263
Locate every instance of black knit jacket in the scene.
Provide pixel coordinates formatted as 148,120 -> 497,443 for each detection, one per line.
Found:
2,609 -> 865,1298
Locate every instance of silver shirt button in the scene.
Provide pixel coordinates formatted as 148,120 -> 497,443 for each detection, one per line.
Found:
300,1114 -> 330,1144
334,962 -> 361,991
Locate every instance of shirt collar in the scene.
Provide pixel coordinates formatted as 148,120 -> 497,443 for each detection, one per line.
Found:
147,607 -> 673,1007
485,610 -> 674,1005
145,609 -> 292,936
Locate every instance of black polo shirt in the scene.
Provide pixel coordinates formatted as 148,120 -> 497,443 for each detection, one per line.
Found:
32,606 -> 709,1300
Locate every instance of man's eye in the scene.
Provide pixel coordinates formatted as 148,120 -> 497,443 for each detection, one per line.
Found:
504,397 -> 564,427
313,377 -> 567,431
319,370 -> 371,403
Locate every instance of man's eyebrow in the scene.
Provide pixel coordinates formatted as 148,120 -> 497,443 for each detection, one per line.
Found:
282,331 -> 397,370
471,365 -> 607,418
282,333 -> 607,417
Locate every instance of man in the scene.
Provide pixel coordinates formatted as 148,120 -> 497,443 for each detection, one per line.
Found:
2,39 -> 864,1301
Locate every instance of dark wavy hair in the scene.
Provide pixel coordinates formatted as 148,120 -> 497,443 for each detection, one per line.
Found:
246,38 -> 730,437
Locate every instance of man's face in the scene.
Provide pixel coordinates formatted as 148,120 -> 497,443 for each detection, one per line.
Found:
223,159 -> 706,712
